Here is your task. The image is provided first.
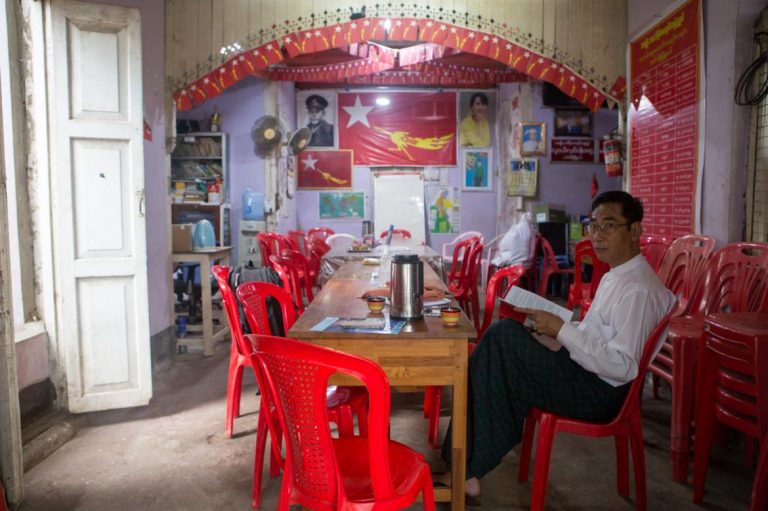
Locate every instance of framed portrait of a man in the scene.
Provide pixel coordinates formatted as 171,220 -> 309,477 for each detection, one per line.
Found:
461,148 -> 493,191
296,91 -> 337,148
458,90 -> 497,148
554,109 -> 592,137
518,122 -> 546,157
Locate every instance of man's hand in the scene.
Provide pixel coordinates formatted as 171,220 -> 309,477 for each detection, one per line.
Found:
515,308 -> 565,339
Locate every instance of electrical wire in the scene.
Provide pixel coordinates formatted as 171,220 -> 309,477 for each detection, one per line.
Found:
734,31 -> 768,106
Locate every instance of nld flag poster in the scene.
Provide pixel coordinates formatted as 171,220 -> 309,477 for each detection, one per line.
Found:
338,91 -> 457,166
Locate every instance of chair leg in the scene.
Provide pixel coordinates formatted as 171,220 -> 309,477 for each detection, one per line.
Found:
422,468 -> 437,511
629,414 -> 647,511
518,413 -> 538,483
356,404 -> 368,436
335,405 -> 355,437
226,349 -> 244,438
615,435 -> 629,497
428,388 -> 442,449
692,356 -> 717,504
529,414 -> 557,511
671,336 -> 697,483
253,409 -> 268,509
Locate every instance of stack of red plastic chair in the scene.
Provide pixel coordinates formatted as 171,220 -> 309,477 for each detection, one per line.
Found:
517,307 -> 675,511
256,232 -> 292,270
450,239 -> 484,328
237,283 -> 369,509
307,226 -> 335,243
247,334 -> 435,511
652,242 -> 768,482
269,254 -> 308,314
649,234 -> 715,398
280,248 -> 315,304
639,234 -> 673,272
379,228 -> 412,240
287,229 -> 309,256
567,239 -> 609,319
537,236 -> 574,298
692,312 -> 768,506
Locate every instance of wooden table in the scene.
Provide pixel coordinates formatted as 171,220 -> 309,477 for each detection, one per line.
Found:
289,260 -> 475,511
172,246 -> 231,356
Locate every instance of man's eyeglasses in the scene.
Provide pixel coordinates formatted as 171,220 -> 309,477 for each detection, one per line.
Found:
585,222 -> 632,235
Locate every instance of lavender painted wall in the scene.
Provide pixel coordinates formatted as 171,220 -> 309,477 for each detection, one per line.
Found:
82,0 -> 168,336
629,0 -> 763,244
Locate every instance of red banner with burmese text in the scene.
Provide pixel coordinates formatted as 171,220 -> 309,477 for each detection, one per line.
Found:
338,91 -> 457,166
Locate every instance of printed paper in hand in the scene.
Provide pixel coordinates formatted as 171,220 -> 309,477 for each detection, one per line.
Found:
501,286 -> 574,323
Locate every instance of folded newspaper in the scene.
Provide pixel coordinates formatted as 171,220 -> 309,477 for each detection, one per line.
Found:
501,286 -> 574,323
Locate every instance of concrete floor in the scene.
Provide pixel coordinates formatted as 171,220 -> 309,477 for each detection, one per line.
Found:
19,340 -> 755,511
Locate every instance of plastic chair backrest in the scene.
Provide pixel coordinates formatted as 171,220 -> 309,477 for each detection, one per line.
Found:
442,231 -> 484,261
247,334 -> 395,505
640,234 -> 673,272
379,228 -> 412,239
479,265 -> 527,338
687,242 -> 768,317
447,236 -> 480,286
236,281 -> 297,336
281,248 -> 315,303
307,227 -> 335,242
310,237 -> 331,257
325,233 -> 356,248
573,239 -> 609,299
211,265 -> 250,356
288,230 -> 309,256
461,239 -> 485,292
655,234 -> 715,315
257,232 -> 292,268
269,254 -> 306,314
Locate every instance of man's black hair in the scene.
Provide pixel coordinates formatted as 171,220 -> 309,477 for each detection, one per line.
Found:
468,92 -> 489,107
591,190 -> 644,224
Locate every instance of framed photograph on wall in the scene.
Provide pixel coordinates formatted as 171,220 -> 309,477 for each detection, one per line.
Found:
458,90 -> 497,148
518,122 -> 546,156
554,109 -> 592,137
296,91 -> 337,148
461,148 -> 493,192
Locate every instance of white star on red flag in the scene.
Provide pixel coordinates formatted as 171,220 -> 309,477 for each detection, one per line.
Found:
343,95 -> 375,128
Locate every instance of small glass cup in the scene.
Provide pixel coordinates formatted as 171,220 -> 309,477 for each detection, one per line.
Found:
367,296 -> 386,314
440,306 -> 461,327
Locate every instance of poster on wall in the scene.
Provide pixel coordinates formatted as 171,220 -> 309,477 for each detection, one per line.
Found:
550,139 -> 596,163
337,91 -> 457,166
319,191 -> 365,220
507,159 -> 538,197
629,0 -> 702,237
297,150 -> 353,189
296,91 -> 337,148
458,90 -> 497,148
461,148 -> 493,191
426,185 -> 460,234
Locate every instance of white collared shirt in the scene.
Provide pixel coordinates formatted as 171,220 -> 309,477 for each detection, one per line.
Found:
557,254 -> 676,386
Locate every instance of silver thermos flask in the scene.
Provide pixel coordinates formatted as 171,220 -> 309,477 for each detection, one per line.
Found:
389,254 -> 424,319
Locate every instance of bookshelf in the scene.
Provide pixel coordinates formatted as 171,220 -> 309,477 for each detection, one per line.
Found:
170,132 -> 228,203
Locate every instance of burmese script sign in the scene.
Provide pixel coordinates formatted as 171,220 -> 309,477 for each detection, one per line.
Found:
629,0 -> 702,237
550,139 -> 595,163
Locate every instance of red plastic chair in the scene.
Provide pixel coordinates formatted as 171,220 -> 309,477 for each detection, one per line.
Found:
287,229 -> 309,256
379,228 -> 412,240
256,232 -> 292,270
451,239 -> 484,329
692,312 -> 768,505
537,236 -> 574,298
237,282 -> 369,509
639,234 -> 673,272
269,254 -> 307,314
652,242 -> 768,482
210,265 -> 259,439
446,236 -> 480,289
649,234 -> 715,398
517,307 -> 675,511
307,226 -> 335,243
280,248 -> 315,304
567,239 -> 609,320
247,334 -> 436,511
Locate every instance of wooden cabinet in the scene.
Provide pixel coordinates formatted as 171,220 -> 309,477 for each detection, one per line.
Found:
170,132 -> 228,203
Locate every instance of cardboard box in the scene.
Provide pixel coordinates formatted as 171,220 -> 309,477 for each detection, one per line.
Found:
172,224 -> 194,252
533,203 -> 568,223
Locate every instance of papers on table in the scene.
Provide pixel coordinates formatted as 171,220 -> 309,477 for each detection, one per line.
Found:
311,316 -> 407,334
501,286 -> 574,323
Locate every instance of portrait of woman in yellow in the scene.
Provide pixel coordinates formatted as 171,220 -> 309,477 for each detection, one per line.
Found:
459,92 -> 490,147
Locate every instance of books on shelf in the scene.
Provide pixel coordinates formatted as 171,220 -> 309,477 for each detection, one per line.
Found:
174,136 -> 222,157
310,316 -> 407,334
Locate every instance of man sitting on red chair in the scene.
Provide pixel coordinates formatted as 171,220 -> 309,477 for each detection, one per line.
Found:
440,190 -> 676,501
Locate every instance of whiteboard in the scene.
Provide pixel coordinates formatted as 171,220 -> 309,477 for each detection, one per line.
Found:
372,171 -> 426,244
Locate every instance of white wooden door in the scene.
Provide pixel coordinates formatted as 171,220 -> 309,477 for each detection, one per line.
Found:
48,0 -> 151,412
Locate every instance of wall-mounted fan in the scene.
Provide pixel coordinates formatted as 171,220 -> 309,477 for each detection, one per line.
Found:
287,127 -> 311,156
251,115 -> 283,157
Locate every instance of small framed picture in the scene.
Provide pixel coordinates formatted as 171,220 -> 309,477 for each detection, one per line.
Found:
461,148 -> 493,192
554,109 -> 592,137
519,122 -> 546,157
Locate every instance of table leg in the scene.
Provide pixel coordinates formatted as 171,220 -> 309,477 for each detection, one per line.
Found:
201,258 -> 213,356
451,344 -> 468,511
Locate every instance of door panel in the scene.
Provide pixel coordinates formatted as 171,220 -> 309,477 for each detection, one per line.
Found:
49,0 -> 150,412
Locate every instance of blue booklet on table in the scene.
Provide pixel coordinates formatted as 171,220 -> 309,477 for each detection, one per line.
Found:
311,316 -> 406,334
